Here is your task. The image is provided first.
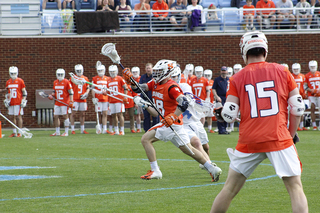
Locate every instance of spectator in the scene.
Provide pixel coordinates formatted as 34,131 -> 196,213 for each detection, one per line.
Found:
133,0 -> 151,32
139,63 -> 160,132
97,0 -> 115,11
132,67 -> 142,132
42,0 -> 62,10
212,66 -> 229,135
256,0 -> 276,29
114,0 -> 131,8
187,0 -> 206,31
63,0 -> 75,9
243,0 -> 256,31
296,0 -> 313,29
152,0 -> 169,31
207,3 -> 219,21
276,0 -> 295,29
169,0 -> 188,30
75,0 -> 89,11
116,0 -> 133,25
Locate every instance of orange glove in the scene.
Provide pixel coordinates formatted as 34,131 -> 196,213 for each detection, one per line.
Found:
123,68 -> 134,85
161,113 -> 180,127
123,97 -> 129,105
48,95 -> 54,100
69,101 -> 74,108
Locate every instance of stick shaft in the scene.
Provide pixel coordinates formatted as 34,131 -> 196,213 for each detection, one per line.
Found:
0,112 -> 26,135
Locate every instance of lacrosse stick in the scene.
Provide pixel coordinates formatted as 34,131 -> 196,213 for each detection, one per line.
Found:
38,91 -> 70,107
101,43 -> 194,155
96,60 -> 102,68
91,88 -> 124,102
69,73 -> 133,100
96,112 -> 101,134
0,112 -> 33,138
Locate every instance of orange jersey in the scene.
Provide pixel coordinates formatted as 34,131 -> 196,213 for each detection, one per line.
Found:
6,78 -> 26,106
180,73 -> 187,83
187,75 -> 196,85
208,79 -> 214,102
304,71 -> 320,97
133,76 -> 141,83
256,0 -> 276,15
107,76 -> 126,104
70,75 -> 89,102
125,85 -> 138,108
292,73 -> 306,98
147,79 -> 183,124
190,77 -> 209,100
227,62 -> 297,153
243,5 -> 255,16
92,75 -> 110,102
53,79 -> 72,106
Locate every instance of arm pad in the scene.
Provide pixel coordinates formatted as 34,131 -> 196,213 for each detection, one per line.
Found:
288,94 -> 305,116
132,86 -> 142,93
177,96 -> 189,112
68,89 -> 74,95
22,89 -> 27,97
221,102 -> 240,123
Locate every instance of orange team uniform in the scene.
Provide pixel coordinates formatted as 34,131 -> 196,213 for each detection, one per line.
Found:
292,73 -> 307,98
152,1 -> 168,17
305,71 -> 320,97
125,85 -> 138,109
70,75 -> 89,102
133,76 -> 141,84
53,79 -> 73,106
190,77 -> 209,100
187,75 -> 196,85
208,79 -> 214,103
227,62 -> 297,153
180,73 -> 187,83
92,76 -> 110,102
243,5 -> 255,16
6,78 -> 26,106
256,0 -> 275,15
147,79 -> 184,125
107,76 -> 126,104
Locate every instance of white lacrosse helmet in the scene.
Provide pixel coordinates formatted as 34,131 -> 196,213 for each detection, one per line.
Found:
75,64 -> 84,76
239,31 -> 268,64
97,65 -> 106,77
171,66 -> 182,83
185,64 -> 194,76
227,67 -> 233,78
204,69 -> 212,80
152,59 -> 177,84
281,64 -> 289,69
233,64 -> 242,74
109,65 -> 118,78
309,60 -> 318,73
195,66 -> 204,78
292,63 -> 301,75
132,67 -> 140,78
56,68 -> 65,81
9,66 -> 18,79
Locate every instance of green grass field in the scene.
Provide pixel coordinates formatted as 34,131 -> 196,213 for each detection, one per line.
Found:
0,129 -> 318,213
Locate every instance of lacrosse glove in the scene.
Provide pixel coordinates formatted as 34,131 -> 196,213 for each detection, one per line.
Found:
21,99 -> 27,108
123,97 -> 129,105
123,68 -> 135,85
48,95 -> 54,100
293,133 -> 300,144
213,102 -> 225,123
162,113 -> 181,127
92,98 -> 99,105
3,99 -> 10,108
80,93 -> 88,100
69,101 -> 74,108
133,96 -> 150,109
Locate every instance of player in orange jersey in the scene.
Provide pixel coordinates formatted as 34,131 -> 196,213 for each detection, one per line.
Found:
291,63 -> 308,131
204,69 -> 215,133
184,63 -> 196,85
70,64 -> 90,134
210,31 -> 308,213
123,59 -> 222,182
304,60 -> 320,130
131,66 -> 142,132
49,69 -> 74,137
106,65 -> 127,135
190,66 -> 211,124
3,66 -> 27,137
124,84 -> 139,133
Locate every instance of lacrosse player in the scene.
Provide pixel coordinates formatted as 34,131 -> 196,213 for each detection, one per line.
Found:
189,66 -> 211,124
92,64 -> 112,134
3,66 -> 27,137
106,65 -> 128,135
210,31 -> 308,213
49,69 -> 74,136
203,69 -> 215,133
304,60 -> 320,130
132,67 -> 142,132
184,63 -> 196,85
124,84 -> 139,133
123,59 -> 222,182
291,63 -> 308,131
233,64 -> 242,74
69,64 -> 90,134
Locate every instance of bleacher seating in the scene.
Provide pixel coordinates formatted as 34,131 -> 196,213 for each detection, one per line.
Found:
223,9 -> 241,30
218,0 -> 231,8
40,0 -> 96,11
201,0 -> 219,8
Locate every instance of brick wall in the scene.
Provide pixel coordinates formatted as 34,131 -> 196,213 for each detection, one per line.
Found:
1,34 -> 319,127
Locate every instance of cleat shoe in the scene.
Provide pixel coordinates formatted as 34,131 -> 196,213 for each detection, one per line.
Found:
302,127 -> 308,131
17,133 -> 22,137
81,130 -> 89,134
71,131 -> 76,134
136,129 -> 141,133
8,133 -> 17,137
313,126 -> 318,131
208,165 -> 222,182
109,132 -> 116,135
199,164 -> 205,170
114,131 -> 120,135
50,132 -> 60,136
209,130 -> 215,133
140,170 -> 162,180
106,130 -> 113,134
297,127 -> 302,131
61,132 -> 68,137
131,129 -> 136,133
119,131 -> 124,135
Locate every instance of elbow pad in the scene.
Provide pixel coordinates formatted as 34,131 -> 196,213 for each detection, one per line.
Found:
22,90 -> 27,97
288,94 -> 305,116
303,83 -> 308,91
177,96 -> 189,112
68,89 -> 74,95
221,102 -> 239,123
132,86 -> 142,93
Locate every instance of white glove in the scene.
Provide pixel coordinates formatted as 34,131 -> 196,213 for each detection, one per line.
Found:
4,99 -> 10,108
21,99 -> 27,108
134,96 -> 150,109
92,98 -> 99,105
80,93 -> 88,100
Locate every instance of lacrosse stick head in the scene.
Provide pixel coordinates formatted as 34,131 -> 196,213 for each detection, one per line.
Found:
21,128 -> 33,139
96,61 -> 102,69
185,92 -> 213,117
96,124 -> 101,134
69,73 -> 86,85
101,43 -> 121,64
38,91 -> 48,98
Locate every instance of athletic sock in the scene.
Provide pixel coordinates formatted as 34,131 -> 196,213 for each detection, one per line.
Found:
204,161 -> 213,171
114,126 -> 119,133
56,127 -> 60,135
80,125 -> 84,132
137,124 -> 141,130
65,127 -> 69,134
109,125 -> 113,132
208,125 -> 212,131
103,125 -> 107,132
13,129 -> 17,134
300,122 -> 303,128
150,161 -> 160,171
120,126 -> 124,132
313,122 -> 316,127
71,125 -> 75,131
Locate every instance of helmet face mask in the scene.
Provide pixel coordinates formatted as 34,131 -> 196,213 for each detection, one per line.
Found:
56,69 -> 65,81
203,69 -> 212,80
109,65 -> 118,78
171,67 -> 181,83
9,66 -> 18,80
292,63 -> 301,75
152,60 -> 177,84
195,66 -> 203,78
132,67 -> 140,78
309,60 -> 318,73
227,67 -> 233,78
185,64 -> 194,76
97,65 -> 106,77
75,64 -> 84,76
233,64 -> 242,74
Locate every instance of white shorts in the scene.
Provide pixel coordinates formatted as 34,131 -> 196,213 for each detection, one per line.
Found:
95,102 -> 109,113
54,105 -> 68,115
227,145 -> 302,179
109,103 -> 125,114
183,121 -> 209,145
308,96 -> 320,108
8,105 -> 23,116
206,107 -> 214,117
151,123 -> 190,148
73,102 -> 87,111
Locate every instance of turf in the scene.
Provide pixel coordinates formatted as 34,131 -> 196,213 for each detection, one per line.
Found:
0,129 -> 318,212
